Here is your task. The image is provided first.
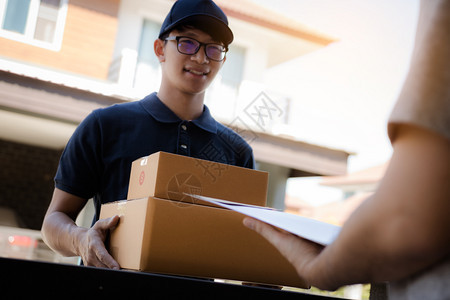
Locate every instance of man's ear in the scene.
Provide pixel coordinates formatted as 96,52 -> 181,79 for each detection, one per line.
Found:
154,39 -> 165,63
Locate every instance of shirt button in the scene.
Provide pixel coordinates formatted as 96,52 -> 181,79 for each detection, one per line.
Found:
181,144 -> 187,149
181,125 -> 187,131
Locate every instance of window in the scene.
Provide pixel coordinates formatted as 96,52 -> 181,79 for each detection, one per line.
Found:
220,45 -> 246,91
134,19 -> 162,92
0,0 -> 68,50
205,45 -> 246,120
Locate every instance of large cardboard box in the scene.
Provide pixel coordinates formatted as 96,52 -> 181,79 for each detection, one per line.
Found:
100,196 -> 308,288
127,152 -> 268,207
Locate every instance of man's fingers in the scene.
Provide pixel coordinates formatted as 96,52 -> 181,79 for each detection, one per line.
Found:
82,216 -> 120,270
243,217 -> 287,245
95,216 -> 120,269
95,215 -> 120,231
94,246 -> 120,270
107,215 -> 120,229
83,246 -> 119,270
243,217 -> 306,262
243,216 -> 324,281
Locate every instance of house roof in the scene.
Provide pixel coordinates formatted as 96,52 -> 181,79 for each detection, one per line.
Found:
215,0 -> 335,45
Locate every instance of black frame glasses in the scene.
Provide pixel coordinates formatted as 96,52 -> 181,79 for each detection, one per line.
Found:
165,36 -> 228,62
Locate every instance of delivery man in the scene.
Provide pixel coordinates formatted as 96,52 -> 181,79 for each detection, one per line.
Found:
42,0 -> 254,269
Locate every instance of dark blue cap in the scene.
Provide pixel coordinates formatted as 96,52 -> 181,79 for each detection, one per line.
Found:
159,0 -> 233,45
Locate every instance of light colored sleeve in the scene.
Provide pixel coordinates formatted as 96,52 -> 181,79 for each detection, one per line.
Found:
388,0 -> 450,142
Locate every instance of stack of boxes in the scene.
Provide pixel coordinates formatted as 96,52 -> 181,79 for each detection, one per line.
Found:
100,151 -> 308,288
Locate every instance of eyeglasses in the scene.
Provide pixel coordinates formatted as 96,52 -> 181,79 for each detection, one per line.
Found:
165,36 -> 227,62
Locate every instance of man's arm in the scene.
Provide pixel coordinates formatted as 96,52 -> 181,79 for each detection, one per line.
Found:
244,124 -> 450,290
41,188 -> 120,269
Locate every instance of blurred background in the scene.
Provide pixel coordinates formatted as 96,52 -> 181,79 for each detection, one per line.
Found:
0,0 -> 419,298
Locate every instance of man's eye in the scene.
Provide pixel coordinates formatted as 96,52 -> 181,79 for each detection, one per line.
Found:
180,39 -> 196,46
209,45 -> 223,52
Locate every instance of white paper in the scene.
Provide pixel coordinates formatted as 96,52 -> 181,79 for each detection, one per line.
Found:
190,194 -> 341,246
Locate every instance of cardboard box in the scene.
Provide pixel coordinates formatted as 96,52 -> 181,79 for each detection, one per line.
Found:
127,152 -> 268,207
100,197 -> 308,288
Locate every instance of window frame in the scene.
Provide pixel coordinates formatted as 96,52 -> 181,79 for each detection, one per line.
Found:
0,0 -> 68,51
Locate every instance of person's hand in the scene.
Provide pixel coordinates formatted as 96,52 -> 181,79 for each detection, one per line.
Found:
243,217 -> 324,286
77,215 -> 120,269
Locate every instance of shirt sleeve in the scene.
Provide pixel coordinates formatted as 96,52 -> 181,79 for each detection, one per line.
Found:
388,0 -> 450,143
54,110 -> 104,199
243,148 -> 256,169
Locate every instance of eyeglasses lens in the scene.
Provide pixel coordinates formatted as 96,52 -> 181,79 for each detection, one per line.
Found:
178,39 -> 199,54
206,46 -> 225,61
177,37 -> 225,61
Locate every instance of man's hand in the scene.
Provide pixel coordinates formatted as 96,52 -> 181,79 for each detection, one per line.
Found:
243,217 -> 324,287
42,189 -> 121,270
77,215 -> 120,269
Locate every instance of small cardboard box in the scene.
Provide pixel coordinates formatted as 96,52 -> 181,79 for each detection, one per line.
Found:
100,197 -> 308,288
127,152 -> 268,207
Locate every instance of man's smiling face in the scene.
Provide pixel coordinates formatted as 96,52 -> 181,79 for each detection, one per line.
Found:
159,27 -> 226,96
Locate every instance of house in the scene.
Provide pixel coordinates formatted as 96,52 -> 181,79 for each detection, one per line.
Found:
0,0 -> 351,230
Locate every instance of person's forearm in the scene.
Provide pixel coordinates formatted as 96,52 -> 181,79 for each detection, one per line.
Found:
41,188 -> 89,257
305,197 -> 387,290
306,199 -> 402,289
307,198 -> 441,290
306,126 -> 450,290
41,211 -> 87,257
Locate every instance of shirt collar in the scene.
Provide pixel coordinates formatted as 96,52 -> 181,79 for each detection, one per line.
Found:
141,93 -> 217,134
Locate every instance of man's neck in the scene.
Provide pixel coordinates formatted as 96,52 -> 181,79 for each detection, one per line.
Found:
157,89 -> 204,121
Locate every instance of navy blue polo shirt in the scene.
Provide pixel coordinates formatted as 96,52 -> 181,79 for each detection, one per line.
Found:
55,93 -> 255,222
